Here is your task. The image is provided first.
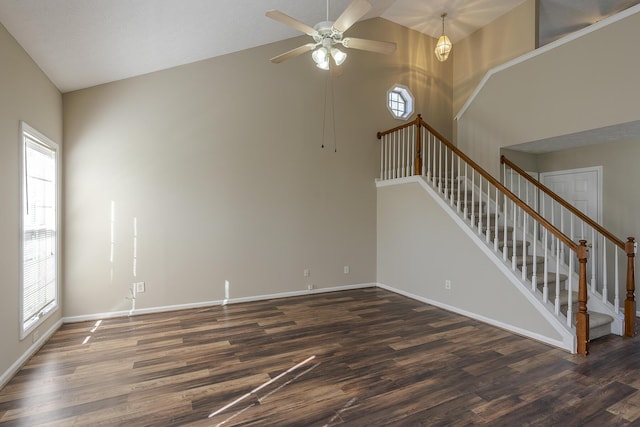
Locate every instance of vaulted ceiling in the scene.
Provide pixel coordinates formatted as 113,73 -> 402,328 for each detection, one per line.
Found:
0,0 -> 637,93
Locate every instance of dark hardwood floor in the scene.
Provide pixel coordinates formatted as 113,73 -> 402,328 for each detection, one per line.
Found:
1,288 -> 639,426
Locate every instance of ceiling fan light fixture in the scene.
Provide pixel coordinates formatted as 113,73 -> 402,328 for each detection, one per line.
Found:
435,13 -> 452,62
312,47 -> 330,70
312,47 -> 328,64
331,48 -> 347,66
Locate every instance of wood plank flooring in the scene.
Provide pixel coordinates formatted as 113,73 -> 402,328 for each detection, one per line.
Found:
1,287 -> 640,426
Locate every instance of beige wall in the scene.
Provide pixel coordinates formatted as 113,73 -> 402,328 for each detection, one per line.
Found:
62,18 -> 452,317
457,7 -> 640,176
0,24 -> 63,382
453,0 -> 536,125
534,137 -> 640,241
377,181 -> 565,344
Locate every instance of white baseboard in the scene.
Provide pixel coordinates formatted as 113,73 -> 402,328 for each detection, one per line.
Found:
63,283 -> 376,324
0,318 -> 63,389
376,282 -> 574,353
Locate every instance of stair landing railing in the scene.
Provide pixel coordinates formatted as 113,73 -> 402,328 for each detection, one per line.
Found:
501,155 -> 636,337
378,114 -> 594,354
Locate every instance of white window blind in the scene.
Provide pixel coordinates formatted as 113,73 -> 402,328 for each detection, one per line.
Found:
21,124 -> 58,334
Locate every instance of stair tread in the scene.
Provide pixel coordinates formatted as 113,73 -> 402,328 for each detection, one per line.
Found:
515,255 -> 544,265
532,272 -> 568,285
499,240 -> 531,248
543,289 -> 576,306
582,312 -> 614,329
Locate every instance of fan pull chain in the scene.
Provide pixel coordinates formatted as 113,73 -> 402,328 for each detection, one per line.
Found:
321,73 -> 338,152
321,73 -> 328,148
331,75 -> 337,152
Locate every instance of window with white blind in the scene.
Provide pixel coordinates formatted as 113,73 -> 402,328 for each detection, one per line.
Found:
20,122 -> 59,338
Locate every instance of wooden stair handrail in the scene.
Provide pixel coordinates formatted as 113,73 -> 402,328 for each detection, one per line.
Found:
415,117 -> 578,252
502,154 -> 635,337
377,115 -> 421,139
377,115 -> 591,353
501,155 -> 627,250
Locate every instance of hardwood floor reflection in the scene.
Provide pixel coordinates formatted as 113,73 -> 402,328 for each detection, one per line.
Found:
1,288 -> 639,426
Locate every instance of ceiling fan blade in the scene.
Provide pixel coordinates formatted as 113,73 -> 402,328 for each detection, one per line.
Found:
342,37 -> 397,55
332,0 -> 372,33
270,43 -> 316,63
329,55 -> 343,77
265,10 -> 318,36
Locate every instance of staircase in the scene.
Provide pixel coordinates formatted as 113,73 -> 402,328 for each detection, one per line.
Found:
444,176 -> 615,340
377,115 -> 636,355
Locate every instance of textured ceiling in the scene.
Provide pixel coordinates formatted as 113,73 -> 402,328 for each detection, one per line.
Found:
0,0 -> 637,93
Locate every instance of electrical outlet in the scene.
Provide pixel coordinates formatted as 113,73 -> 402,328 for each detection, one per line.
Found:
307,284 -> 314,290
135,282 -> 145,293
304,269 -> 310,277
344,265 -> 350,274
445,280 -> 451,290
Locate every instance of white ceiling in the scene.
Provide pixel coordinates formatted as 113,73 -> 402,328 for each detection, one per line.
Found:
0,0 -> 637,93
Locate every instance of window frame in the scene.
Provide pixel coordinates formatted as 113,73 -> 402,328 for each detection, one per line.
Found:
19,121 -> 61,340
386,84 -> 414,120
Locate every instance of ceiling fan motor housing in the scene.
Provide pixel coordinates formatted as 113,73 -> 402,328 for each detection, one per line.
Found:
313,21 -> 343,48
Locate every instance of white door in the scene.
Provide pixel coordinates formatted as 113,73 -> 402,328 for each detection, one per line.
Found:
540,167 -> 602,280
540,167 -> 602,241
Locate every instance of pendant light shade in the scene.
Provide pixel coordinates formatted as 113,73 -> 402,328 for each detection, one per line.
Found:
435,13 -> 452,62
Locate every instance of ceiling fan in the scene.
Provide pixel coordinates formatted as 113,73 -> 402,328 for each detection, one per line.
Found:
266,0 -> 397,76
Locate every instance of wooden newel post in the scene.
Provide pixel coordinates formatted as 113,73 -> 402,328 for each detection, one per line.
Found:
625,237 -> 636,337
576,240 -> 590,355
414,114 -> 422,176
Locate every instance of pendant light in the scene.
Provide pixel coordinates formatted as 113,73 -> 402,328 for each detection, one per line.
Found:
435,13 -> 452,62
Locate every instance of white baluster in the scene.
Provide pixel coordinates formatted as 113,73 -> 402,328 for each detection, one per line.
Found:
486,181 -> 491,244
570,212 -> 574,247
450,150 -> 455,207
503,193 -> 508,262
509,168 -> 513,197
457,156 -> 461,212
388,133 -> 392,180
444,146 -> 449,200
555,239 -> 561,316
494,186 -> 499,251
567,253 -> 573,327
550,200 -> 556,253
405,126 -> 412,176
522,213 -> 528,280
471,171 -> 476,227
478,176 -> 483,232
560,208 -> 565,263
543,229 -> 549,303
409,127 -> 413,177
438,139 -> 442,192
420,128 -> 425,177
401,128 -> 406,177
525,179 -> 530,235
464,163 -> 469,219
384,135 -> 388,180
380,135 -> 383,179
390,133 -> 395,179
502,162 -> 506,188
610,248 -> 618,307
432,134 -> 437,185
517,175 -> 522,228
590,229 -> 596,293
614,245 -> 620,313
603,237 -> 608,304
512,203 -> 517,271
531,221 -> 538,292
